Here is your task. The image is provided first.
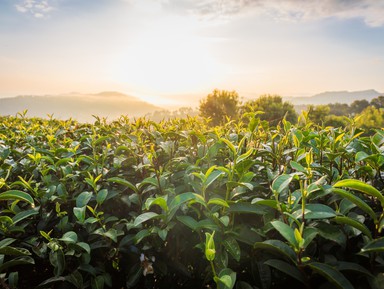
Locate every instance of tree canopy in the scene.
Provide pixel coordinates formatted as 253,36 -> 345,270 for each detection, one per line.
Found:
199,89 -> 240,126
241,95 -> 297,126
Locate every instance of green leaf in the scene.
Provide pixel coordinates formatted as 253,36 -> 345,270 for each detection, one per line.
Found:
332,188 -> 377,222
96,189 -> 108,205
333,216 -> 372,240
361,237 -> 384,253
290,161 -> 306,173
145,196 -> 168,212
158,228 -> 168,241
76,191 -> 93,207
50,249 -> 65,276
264,259 -> 306,285
0,256 -> 35,272
169,192 -> 204,213
103,229 -> 118,243
107,177 -> 138,193
40,230 -> 52,242
228,202 -> 268,215
254,240 -> 297,264
93,136 -> 110,146
196,219 -> 220,231
355,151 -> 370,162
0,215 -> 13,226
220,138 -> 236,156
252,198 -> 284,211
272,174 -> 293,194
73,206 -> 86,223
302,227 -> 318,249
333,179 -> 384,206
335,261 -> 374,278
271,220 -> 297,247
0,190 -> 34,205
218,268 -> 236,289
59,231 -> 78,243
204,169 -> 225,189
292,204 -> 336,220
223,236 -> 241,262
12,209 -> 39,224
208,198 -> 229,208
205,231 -> 216,261
36,277 -> 66,288
316,222 -> 346,247
8,272 -> 18,289
176,215 -> 198,231
0,238 -> 16,247
307,262 -> 354,289
236,148 -> 254,164
216,275 -> 232,288
76,242 -> 91,254
220,216 -> 230,227
133,212 -> 159,227
134,229 -> 150,244
0,246 -> 31,256
67,270 -> 84,289
140,177 -> 159,188
91,275 -> 104,289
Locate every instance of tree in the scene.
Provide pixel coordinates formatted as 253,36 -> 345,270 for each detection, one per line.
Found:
328,103 -> 350,116
370,96 -> 384,109
356,106 -> 384,130
350,99 -> 369,114
307,105 -> 330,124
199,89 -> 240,126
324,115 -> 349,128
241,95 -> 297,126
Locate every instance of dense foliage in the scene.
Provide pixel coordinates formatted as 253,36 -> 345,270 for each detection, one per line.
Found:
241,95 -> 297,126
309,96 -> 384,129
0,112 -> 384,289
199,90 -> 240,126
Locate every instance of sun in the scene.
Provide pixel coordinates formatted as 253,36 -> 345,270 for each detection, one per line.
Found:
109,21 -> 220,103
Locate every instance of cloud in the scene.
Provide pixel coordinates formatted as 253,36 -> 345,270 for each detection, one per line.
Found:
159,0 -> 384,27
15,0 -> 54,18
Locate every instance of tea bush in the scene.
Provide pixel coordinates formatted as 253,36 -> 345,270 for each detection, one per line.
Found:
0,112 -> 383,289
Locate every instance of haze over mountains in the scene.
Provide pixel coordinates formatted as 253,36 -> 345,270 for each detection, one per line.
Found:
0,91 -> 160,123
283,89 -> 382,105
0,89 -> 382,123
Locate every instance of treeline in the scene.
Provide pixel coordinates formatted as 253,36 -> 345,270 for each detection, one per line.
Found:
299,95 -> 384,129
145,90 -> 384,130
198,90 -> 384,129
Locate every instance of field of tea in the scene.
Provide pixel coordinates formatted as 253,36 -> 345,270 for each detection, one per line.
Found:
0,113 -> 383,289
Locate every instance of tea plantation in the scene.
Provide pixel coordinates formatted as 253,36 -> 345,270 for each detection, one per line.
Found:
0,113 -> 383,289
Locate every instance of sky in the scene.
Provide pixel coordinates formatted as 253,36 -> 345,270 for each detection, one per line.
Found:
1,0 -> 384,108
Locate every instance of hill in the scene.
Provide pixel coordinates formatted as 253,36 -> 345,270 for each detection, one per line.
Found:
284,89 -> 383,105
0,91 -> 161,122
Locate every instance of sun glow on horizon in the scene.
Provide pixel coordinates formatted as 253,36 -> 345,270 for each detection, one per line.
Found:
110,36 -> 221,96
1,0 -> 384,105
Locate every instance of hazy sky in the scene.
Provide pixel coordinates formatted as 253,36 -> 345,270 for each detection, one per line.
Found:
1,0 -> 384,107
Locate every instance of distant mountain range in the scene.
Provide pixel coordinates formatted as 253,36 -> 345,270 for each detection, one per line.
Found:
284,89 -> 383,105
0,91 -> 161,122
1,89 -> 383,122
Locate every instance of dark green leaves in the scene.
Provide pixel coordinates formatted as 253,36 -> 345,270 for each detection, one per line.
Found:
292,204 -> 336,220
133,212 -> 160,227
307,262 -> 354,289
333,179 -> 384,206
271,221 -> 297,248
0,190 -> 34,205
271,175 -> 293,194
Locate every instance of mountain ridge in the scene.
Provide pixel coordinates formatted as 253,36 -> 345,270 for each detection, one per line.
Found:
0,92 -> 160,123
283,89 -> 383,105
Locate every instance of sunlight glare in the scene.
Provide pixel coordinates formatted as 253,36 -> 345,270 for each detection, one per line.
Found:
110,20 -> 220,100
